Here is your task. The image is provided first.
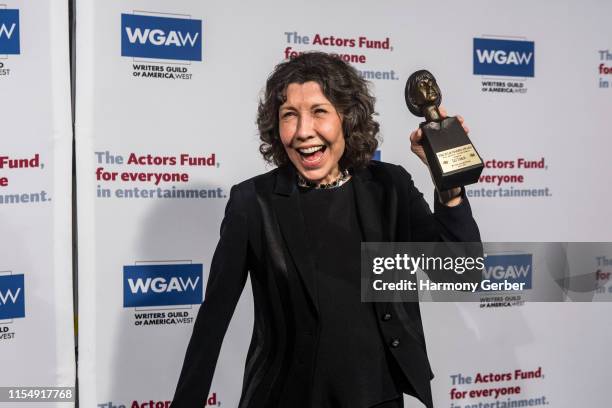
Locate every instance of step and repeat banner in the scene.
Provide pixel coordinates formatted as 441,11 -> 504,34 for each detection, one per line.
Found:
74,0 -> 612,407
0,0 -> 75,404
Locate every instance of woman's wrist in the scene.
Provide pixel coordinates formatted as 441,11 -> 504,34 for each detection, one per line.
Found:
438,187 -> 463,207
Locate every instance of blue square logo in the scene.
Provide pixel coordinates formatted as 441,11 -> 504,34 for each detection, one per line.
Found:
481,254 -> 532,291
473,38 -> 534,77
0,9 -> 20,55
123,264 -> 203,307
121,13 -> 202,61
0,274 -> 25,319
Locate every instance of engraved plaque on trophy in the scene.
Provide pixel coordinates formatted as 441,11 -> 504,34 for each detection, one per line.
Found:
405,70 -> 484,191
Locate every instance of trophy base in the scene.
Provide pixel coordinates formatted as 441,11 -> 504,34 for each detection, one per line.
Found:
421,117 -> 484,191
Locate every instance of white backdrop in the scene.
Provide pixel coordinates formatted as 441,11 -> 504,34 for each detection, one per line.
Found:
0,0 -> 75,404
75,0 -> 612,407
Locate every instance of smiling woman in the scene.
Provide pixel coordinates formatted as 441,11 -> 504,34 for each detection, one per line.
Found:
258,52 -> 379,178
278,81 -> 346,185
172,52 -> 481,408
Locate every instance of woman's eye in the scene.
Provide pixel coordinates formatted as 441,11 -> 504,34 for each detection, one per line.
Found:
314,109 -> 327,115
281,111 -> 295,118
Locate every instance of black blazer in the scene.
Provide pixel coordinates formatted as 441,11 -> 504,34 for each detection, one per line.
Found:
172,161 -> 480,408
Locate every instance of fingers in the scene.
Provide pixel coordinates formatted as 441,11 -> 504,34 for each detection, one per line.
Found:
456,115 -> 470,134
410,128 -> 422,144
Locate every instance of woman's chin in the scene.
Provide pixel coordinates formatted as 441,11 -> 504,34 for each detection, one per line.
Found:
298,167 -> 326,183
300,160 -> 326,172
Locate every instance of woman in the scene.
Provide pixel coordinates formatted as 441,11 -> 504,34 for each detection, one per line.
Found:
172,52 -> 480,408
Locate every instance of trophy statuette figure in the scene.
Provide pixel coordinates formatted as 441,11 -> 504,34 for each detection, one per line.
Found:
405,70 -> 484,192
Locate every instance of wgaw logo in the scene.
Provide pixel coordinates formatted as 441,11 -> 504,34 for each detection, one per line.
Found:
0,9 -> 20,55
0,274 -> 25,320
123,264 -> 202,307
121,13 -> 202,61
473,38 -> 534,77
481,254 -> 532,291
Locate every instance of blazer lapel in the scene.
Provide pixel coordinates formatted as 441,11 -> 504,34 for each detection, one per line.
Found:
271,165 -> 319,314
353,165 -> 400,324
352,165 -> 397,242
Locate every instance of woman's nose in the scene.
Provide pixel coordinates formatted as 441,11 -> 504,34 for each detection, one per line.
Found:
295,113 -> 315,140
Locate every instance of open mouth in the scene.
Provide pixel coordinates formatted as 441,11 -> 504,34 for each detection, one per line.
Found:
297,145 -> 327,164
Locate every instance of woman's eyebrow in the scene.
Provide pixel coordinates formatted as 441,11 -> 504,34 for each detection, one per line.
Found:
280,102 -> 332,110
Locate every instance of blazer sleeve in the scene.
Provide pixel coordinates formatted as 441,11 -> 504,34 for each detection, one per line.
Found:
172,185 -> 250,408
395,164 -> 481,243
395,164 -> 482,286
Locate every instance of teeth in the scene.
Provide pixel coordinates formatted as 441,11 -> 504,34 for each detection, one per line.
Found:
298,146 -> 324,154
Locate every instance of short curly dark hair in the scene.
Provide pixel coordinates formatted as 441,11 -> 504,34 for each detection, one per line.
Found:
257,52 -> 380,170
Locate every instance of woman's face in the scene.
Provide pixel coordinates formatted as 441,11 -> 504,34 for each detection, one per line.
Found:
279,81 -> 345,185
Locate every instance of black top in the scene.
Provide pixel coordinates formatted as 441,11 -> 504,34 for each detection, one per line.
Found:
298,180 -> 402,407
